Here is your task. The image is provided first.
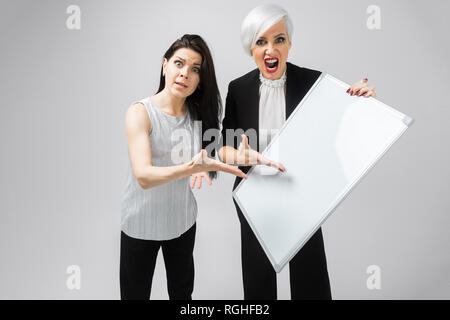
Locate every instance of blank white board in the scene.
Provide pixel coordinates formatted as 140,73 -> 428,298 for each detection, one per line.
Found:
233,73 -> 413,272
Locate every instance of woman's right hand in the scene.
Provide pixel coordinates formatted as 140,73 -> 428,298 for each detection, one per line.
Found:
190,149 -> 248,179
237,134 -> 286,172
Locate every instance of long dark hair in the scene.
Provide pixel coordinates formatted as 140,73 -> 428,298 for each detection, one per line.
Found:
157,34 -> 221,179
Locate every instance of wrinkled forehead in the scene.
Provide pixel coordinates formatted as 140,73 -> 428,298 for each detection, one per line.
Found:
170,48 -> 202,65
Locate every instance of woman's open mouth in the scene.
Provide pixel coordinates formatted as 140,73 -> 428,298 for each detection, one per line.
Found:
264,57 -> 279,73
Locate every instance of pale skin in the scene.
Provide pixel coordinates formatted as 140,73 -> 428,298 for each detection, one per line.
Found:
125,47 -> 247,190
218,20 -> 376,168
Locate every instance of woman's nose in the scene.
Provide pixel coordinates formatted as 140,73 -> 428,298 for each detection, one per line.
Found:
180,67 -> 189,79
265,43 -> 275,55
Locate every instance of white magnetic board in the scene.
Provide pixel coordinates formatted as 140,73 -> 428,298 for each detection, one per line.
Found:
232,73 -> 413,272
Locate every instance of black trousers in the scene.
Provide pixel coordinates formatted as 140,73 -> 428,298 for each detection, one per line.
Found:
120,223 -> 196,300
236,201 -> 332,300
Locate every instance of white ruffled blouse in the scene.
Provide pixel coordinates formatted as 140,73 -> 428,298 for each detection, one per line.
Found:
258,71 -> 287,152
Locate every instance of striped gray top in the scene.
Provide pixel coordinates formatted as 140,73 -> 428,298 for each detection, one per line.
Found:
120,97 -> 201,240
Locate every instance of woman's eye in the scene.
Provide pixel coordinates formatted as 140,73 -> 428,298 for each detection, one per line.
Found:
175,60 -> 182,67
192,67 -> 200,73
256,39 -> 266,46
275,37 -> 285,43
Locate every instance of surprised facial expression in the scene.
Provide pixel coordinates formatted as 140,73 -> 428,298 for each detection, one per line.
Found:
163,48 -> 202,98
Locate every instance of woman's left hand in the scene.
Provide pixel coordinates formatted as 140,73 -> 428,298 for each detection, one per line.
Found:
190,172 -> 212,189
346,78 -> 376,97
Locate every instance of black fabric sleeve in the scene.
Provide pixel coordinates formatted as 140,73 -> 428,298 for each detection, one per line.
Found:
219,81 -> 238,150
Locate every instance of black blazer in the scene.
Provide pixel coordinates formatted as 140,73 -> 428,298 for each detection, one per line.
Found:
221,62 -> 321,190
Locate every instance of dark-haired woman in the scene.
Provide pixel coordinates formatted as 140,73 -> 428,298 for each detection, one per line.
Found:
120,34 -> 247,300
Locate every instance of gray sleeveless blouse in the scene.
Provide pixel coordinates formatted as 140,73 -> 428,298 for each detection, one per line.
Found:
120,97 -> 201,240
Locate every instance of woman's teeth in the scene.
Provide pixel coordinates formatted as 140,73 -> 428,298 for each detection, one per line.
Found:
265,59 -> 279,71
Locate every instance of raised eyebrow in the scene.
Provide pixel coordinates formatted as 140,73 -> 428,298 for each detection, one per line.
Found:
175,56 -> 201,66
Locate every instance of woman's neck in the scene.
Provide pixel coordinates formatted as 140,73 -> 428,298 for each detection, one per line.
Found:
260,67 -> 287,81
151,89 -> 187,117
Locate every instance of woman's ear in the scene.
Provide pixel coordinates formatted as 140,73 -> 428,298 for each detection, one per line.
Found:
162,58 -> 168,76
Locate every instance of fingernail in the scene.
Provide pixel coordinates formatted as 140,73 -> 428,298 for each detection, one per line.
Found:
346,88 -> 350,93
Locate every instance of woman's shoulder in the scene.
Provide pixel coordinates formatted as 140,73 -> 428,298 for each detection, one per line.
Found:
228,68 -> 260,90
126,100 -> 151,134
127,97 -> 152,128
286,62 -> 321,79
127,97 -> 149,111
130,96 -> 150,107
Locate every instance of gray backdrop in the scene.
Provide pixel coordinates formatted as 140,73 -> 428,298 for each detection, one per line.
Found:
1,0 -> 449,299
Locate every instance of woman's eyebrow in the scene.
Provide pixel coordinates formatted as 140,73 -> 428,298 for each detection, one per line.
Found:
175,56 -> 201,66
258,33 -> 286,40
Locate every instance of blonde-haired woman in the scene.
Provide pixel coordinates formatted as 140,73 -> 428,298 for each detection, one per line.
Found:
219,4 -> 375,300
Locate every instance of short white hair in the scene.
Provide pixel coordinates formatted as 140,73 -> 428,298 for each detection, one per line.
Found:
240,4 -> 293,56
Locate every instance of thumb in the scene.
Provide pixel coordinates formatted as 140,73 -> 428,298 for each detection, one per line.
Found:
200,149 -> 207,164
241,134 -> 250,149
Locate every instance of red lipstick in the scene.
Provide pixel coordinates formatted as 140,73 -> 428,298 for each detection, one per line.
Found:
264,57 -> 279,73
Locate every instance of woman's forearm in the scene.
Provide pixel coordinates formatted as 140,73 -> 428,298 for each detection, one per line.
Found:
137,161 -> 195,190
